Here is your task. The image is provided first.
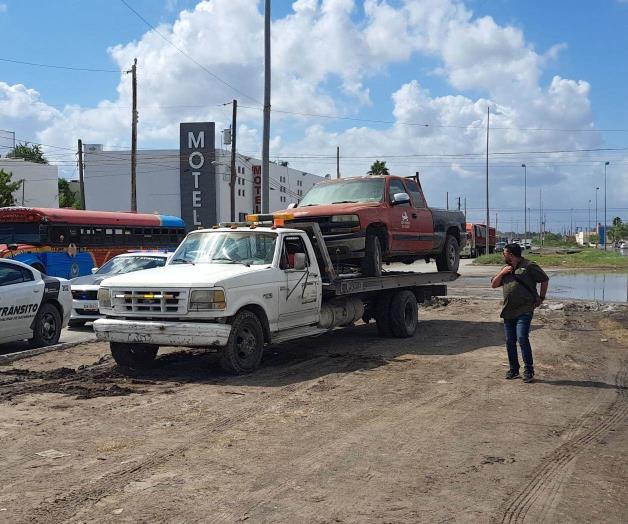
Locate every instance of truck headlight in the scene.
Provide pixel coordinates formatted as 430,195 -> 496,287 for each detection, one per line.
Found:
97,287 -> 111,308
189,289 -> 226,311
330,215 -> 359,224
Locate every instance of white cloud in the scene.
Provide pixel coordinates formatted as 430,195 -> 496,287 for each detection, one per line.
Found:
1,0 -> 623,229
0,4 -> 7,14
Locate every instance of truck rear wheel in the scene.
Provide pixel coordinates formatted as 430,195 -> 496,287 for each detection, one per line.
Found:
374,292 -> 393,337
389,290 -> 418,338
110,342 -> 158,369
219,310 -> 264,375
361,232 -> 383,277
436,234 -> 460,272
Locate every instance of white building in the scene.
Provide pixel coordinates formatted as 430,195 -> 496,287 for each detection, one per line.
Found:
0,158 -> 59,208
83,135 -> 324,228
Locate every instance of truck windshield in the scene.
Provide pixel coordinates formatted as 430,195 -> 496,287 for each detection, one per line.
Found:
299,178 -> 385,206
0,223 -> 42,244
170,231 -> 277,266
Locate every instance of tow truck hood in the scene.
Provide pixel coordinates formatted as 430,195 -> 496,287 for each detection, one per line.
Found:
100,263 -> 270,288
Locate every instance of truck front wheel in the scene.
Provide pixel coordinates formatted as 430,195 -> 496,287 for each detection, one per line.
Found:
219,310 -> 264,375
389,290 -> 418,338
436,234 -> 460,272
361,231 -> 383,277
110,342 -> 158,370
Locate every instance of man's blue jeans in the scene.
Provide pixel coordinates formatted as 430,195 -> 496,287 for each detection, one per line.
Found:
503,313 -> 534,373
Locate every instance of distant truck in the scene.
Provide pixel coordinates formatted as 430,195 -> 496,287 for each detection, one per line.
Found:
461,223 -> 496,257
280,175 -> 466,276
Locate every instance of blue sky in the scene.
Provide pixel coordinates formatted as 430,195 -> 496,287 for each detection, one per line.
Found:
2,0 -> 626,142
1,0 -> 627,231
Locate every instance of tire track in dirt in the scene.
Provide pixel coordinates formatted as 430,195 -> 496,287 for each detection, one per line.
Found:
209,376 -> 475,523
496,361 -> 627,524
24,352 -> 390,524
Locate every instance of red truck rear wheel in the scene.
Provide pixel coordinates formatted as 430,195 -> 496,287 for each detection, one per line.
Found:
436,235 -> 460,272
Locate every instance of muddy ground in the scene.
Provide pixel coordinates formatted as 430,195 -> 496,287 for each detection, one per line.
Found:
0,298 -> 626,524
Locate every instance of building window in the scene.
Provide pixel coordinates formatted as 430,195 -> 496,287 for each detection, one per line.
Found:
242,190 -> 245,197
298,189 -> 303,196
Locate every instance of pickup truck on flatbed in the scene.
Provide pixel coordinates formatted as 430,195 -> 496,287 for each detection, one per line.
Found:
93,216 -> 458,374
280,175 -> 466,276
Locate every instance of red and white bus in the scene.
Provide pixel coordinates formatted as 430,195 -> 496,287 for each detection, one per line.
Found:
0,207 -> 185,279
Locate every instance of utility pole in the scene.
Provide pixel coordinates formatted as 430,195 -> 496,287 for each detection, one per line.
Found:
604,161 -> 609,250
127,58 -> 138,212
21,179 -> 25,206
336,146 -> 340,179
464,197 -> 467,218
495,212 -> 498,234
521,163 -> 526,241
595,186 -> 599,243
457,196 -> 461,211
229,99 -> 237,222
78,139 -> 85,210
446,191 -> 449,210
261,0 -> 271,213
570,208 -> 573,236
485,105 -> 490,237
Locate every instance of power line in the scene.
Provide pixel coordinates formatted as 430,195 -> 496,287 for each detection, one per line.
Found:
119,0 -> 260,104
0,57 -> 123,73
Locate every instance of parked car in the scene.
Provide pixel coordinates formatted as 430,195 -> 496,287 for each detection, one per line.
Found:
0,258 -> 72,347
69,252 -> 171,327
495,241 -> 507,252
280,175 -> 466,276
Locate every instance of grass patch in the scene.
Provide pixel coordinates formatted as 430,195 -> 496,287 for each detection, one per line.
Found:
472,249 -> 628,269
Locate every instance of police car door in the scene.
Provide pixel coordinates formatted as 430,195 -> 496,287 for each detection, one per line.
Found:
0,262 -> 44,343
277,235 -> 319,330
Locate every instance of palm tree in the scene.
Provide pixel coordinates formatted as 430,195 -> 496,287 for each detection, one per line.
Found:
367,160 -> 389,176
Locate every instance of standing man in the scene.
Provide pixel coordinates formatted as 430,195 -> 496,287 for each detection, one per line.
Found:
491,243 -> 549,382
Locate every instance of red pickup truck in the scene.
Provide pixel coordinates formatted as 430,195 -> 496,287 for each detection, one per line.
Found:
282,175 -> 466,276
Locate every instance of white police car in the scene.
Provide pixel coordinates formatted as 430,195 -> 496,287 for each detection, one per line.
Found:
0,258 -> 72,347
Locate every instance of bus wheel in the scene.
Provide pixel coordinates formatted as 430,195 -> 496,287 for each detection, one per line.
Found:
110,342 -> 158,370
29,303 -> 62,347
219,310 -> 264,375
389,290 -> 418,338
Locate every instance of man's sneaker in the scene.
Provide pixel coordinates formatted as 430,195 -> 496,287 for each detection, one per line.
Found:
505,370 -> 521,380
523,370 -> 535,383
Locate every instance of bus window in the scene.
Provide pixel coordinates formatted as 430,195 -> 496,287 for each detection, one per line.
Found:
51,226 -> 68,244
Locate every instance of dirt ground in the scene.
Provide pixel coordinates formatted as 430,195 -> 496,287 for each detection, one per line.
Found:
0,298 -> 626,524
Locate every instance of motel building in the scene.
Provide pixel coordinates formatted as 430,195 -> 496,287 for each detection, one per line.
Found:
82,122 -> 324,230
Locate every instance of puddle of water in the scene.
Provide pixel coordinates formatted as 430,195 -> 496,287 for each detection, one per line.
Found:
548,272 -> 628,303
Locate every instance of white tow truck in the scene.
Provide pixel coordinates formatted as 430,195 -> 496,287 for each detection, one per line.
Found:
94,215 -> 458,374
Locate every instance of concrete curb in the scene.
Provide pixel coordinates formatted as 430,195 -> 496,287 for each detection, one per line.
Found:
0,339 -> 97,366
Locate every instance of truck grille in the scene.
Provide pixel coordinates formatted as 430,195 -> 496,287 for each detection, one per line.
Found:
111,288 -> 188,315
286,216 -> 333,233
72,290 -> 98,300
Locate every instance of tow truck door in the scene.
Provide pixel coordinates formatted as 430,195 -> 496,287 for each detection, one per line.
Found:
0,262 -> 43,343
277,235 -> 320,330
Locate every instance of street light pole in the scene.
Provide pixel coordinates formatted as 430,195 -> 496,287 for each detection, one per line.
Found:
588,199 -> 591,244
604,161 -> 609,251
521,163 -> 526,242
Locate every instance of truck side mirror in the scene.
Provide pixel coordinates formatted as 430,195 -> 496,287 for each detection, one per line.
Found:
91,267 -> 99,274
287,202 -> 297,209
293,253 -> 307,270
392,192 -> 411,205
